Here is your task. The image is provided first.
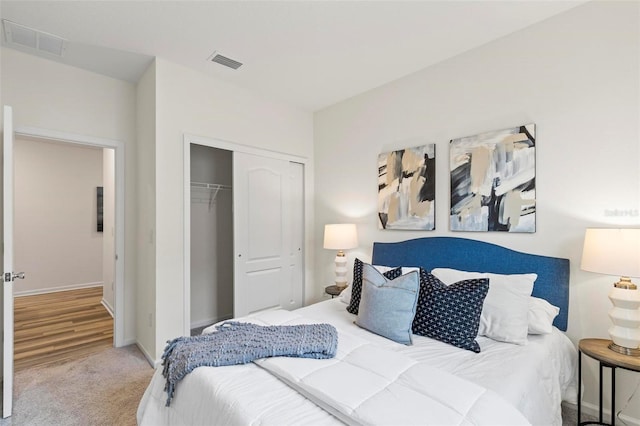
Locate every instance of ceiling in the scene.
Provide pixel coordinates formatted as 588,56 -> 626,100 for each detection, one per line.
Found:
0,1 -> 586,112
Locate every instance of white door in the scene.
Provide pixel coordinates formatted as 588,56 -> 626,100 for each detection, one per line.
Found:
3,105 -> 24,418
233,152 -> 291,316
286,162 -> 304,310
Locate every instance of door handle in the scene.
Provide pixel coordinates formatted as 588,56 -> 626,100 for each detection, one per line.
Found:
4,272 -> 25,282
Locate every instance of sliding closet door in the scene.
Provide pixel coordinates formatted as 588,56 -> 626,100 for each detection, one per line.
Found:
233,152 -> 292,316
286,162 -> 304,310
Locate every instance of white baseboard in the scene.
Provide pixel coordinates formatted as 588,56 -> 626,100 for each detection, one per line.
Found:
14,282 -> 103,297
101,298 -> 114,317
190,313 -> 232,330
580,401 -> 640,426
121,337 -> 137,347
136,341 -> 159,368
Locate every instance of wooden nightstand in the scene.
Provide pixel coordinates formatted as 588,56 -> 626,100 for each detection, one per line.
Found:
324,285 -> 344,298
578,338 -> 640,426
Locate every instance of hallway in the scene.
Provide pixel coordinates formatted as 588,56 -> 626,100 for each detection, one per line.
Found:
14,287 -> 113,370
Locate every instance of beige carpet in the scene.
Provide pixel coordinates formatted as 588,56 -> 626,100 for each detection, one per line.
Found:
1,345 -> 154,426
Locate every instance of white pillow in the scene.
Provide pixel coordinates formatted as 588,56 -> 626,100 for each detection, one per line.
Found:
528,297 -> 560,334
340,282 -> 352,303
431,268 -> 536,345
376,265 -> 420,275
340,265 -> 419,304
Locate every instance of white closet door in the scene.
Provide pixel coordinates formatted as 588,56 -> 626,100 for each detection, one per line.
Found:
285,162 -> 304,310
233,152 -> 291,316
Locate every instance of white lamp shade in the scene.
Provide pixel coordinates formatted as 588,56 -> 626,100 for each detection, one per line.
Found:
581,228 -> 640,278
323,224 -> 358,250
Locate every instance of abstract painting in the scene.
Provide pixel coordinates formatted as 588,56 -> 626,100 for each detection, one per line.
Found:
378,144 -> 435,230
450,124 -> 535,232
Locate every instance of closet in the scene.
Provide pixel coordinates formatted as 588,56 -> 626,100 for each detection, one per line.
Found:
190,145 -> 233,330
189,143 -> 305,332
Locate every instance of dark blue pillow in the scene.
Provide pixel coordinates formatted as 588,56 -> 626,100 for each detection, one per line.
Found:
347,258 -> 402,315
412,270 -> 489,353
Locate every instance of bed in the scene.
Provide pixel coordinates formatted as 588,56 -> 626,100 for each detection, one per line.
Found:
137,237 -> 578,426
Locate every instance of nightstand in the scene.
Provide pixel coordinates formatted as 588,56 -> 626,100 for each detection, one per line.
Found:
324,285 -> 344,298
578,338 -> 640,426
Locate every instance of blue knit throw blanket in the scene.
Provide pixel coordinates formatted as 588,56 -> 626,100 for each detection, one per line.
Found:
161,321 -> 338,406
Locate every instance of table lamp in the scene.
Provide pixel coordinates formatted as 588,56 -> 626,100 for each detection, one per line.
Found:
323,224 -> 358,289
581,228 -> 640,356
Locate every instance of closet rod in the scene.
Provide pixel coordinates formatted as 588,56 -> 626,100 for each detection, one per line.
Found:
191,182 -> 232,190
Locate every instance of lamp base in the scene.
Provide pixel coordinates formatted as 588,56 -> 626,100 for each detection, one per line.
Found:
608,342 -> 640,357
334,251 -> 349,290
607,283 -> 640,357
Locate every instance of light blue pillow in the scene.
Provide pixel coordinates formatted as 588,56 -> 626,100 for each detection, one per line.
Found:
355,263 -> 419,345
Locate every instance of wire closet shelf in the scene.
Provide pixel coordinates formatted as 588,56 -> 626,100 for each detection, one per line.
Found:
191,181 -> 232,208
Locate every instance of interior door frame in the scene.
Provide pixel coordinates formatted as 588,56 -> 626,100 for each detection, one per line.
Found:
182,133 -> 309,336
3,105 -> 15,417
14,125 -> 126,347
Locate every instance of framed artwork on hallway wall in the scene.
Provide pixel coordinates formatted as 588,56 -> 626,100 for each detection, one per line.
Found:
97,186 -> 104,233
377,144 -> 435,230
449,124 -> 536,233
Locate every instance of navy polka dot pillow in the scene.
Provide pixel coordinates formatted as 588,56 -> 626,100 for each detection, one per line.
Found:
346,258 -> 402,315
412,270 -> 489,353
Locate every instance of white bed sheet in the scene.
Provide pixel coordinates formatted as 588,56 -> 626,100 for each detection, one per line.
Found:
137,298 -> 578,426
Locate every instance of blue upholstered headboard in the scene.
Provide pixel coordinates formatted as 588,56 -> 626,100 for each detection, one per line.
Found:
371,237 -> 570,331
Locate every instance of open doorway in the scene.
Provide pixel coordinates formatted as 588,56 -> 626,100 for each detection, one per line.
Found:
12,136 -> 116,369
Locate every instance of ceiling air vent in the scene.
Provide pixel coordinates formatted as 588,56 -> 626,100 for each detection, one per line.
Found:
208,51 -> 243,70
2,20 -> 67,57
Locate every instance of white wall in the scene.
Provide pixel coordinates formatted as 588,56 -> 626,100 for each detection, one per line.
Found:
314,1 -> 639,423
190,145 -> 233,328
151,57 -> 314,359
135,60 -> 156,361
102,147 -> 116,312
0,47 -> 138,344
14,138 -> 103,295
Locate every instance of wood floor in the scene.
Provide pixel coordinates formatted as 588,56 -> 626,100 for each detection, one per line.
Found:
14,287 -> 113,371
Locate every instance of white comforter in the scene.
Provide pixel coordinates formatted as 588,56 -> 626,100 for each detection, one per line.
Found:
137,299 -> 578,426
253,309 -> 528,425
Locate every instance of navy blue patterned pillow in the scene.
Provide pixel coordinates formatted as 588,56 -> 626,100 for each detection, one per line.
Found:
412,270 -> 489,353
346,258 -> 403,315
